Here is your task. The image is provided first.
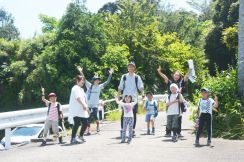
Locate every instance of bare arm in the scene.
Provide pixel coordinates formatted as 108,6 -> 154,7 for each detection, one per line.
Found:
41,87 -> 49,106
157,66 -> 169,84
213,96 -> 219,112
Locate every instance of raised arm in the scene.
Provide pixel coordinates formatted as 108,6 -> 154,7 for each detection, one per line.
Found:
41,87 -> 49,106
213,96 -> 219,112
184,71 -> 189,82
157,66 -> 169,84
77,66 -> 92,88
100,68 -> 114,88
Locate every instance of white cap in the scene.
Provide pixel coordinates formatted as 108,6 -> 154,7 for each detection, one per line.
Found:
170,83 -> 179,92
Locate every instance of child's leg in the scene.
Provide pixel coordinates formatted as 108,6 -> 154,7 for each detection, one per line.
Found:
147,122 -> 150,129
172,115 -> 179,136
122,117 -> 128,141
177,116 -> 182,135
128,117 -> 134,140
166,115 -> 173,134
206,114 -> 212,141
51,121 -> 59,142
151,119 -> 155,129
196,114 -> 206,141
43,120 -> 52,141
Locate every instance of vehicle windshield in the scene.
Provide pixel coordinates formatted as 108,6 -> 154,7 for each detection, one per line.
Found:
12,126 -> 42,136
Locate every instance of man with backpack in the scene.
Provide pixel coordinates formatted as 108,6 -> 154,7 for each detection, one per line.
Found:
118,62 -> 144,137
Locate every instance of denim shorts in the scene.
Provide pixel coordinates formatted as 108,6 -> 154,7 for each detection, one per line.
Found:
89,107 -> 98,121
145,114 -> 155,122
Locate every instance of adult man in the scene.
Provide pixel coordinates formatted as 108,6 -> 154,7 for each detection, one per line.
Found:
118,62 -> 144,137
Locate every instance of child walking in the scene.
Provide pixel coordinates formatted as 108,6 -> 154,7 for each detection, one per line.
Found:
166,84 -> 184,142
41,88 -> 64,146
195,88 -> 218,147
144,92 -> 158,135
115,95 -> 137,144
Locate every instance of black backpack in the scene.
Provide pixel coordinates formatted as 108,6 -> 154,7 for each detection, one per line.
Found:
168,93 -> 186,113
122,74 -> 140,92
47,102 -> 62,119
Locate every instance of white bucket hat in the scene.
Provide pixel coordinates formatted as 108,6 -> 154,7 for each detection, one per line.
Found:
170,83 -> 179,92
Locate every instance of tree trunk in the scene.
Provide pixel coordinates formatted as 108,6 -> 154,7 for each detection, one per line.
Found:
238,0 -> 244,98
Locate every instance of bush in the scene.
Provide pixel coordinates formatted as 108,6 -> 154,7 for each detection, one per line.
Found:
191,68 -> 244,139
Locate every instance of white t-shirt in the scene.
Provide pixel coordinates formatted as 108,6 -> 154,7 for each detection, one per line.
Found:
69,85 -> 89,123
118,73 -> 144,99
166,93 -> 180,115
198,98 -> 215,115
118,101 -> 137,117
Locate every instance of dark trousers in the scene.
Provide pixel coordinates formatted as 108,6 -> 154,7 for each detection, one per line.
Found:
166,116 -> 182,134
71,117 -> 88,138
196,113 -> 212,141
121,104 -> 138,130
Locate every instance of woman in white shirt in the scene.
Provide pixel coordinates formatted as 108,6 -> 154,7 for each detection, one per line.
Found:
69,75 -> 90,144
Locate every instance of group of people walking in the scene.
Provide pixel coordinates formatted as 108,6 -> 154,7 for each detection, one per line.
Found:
40,61 -> 218,147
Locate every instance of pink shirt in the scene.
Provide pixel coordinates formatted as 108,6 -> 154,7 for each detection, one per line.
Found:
47,102 -> 59,121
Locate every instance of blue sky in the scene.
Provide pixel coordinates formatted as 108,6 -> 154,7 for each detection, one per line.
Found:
0,0 -> 192,39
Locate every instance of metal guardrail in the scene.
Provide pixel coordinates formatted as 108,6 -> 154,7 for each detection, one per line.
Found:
0,94 -> 168,150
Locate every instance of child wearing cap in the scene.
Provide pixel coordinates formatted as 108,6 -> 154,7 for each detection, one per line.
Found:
41,88 -> 64,146
77,66 -> 113,135
144,92 -> 158,135
195,88 -> 218,147
166,83 -> 185,142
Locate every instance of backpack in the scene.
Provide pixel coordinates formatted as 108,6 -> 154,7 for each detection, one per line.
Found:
168,93 -> 186,114
122,74 -> 140,92
146,100 -> 158,117
47,102 -> 62,119
87,84 -> 93,100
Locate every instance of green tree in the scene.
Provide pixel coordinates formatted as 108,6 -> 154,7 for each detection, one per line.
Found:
0,8 -> 19,40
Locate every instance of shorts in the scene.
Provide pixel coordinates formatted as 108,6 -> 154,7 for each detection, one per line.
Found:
145,114 -> 155,122
89,107 -> 98,122
167,115 -> 179,130
43,119 -> 59,136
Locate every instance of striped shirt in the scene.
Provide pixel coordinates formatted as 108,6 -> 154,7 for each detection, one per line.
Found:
47,102 -> 60,121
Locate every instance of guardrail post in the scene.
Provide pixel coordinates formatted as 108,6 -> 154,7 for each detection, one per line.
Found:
5,128 -> 11,149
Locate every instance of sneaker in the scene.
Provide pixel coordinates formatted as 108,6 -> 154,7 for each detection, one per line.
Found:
120,140 -> 126,143
127,139 -> 132,144
40,141 -> 46,146
172,135 -> 177,142
152,128 -> 155,134
79,136 -> 86,142
86,132 -> 91,136
195,140 -> 200,147
70,138 -> 81,144
207,140 -> 211,146
147,129 -> 150,135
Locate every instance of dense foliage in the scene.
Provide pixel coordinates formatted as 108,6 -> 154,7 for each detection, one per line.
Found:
0,0 -> 242,139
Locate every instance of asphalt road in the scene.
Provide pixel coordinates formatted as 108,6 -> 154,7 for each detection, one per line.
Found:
0,111 -> 244,162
